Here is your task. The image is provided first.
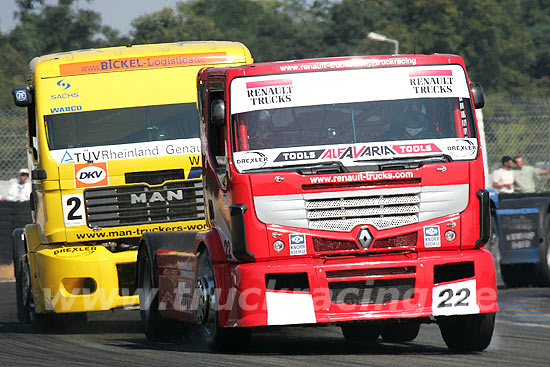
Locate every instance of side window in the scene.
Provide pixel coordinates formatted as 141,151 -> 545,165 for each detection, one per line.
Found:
197,83 -> 206,123
208,91 -> 227,186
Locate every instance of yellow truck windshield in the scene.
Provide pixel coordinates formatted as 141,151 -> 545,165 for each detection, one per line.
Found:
44,102 -> 198,150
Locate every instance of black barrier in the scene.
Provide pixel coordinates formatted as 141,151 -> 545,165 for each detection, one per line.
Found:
0,201 -> 32,265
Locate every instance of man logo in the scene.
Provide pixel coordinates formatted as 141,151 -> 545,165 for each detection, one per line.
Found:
74,162 -> 109,188
130,190 -> 184,204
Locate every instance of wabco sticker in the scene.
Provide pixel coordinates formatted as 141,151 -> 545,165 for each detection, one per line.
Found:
289,234 -> 307,255
423,226 -> 441,247
74,162 -> 108,189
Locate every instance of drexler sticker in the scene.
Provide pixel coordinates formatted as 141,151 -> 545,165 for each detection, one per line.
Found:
74,162 -> 109,189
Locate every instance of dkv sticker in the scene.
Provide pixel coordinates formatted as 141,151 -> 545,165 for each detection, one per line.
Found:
289,234 -> 307,255
423,225 -> 441,247
74,162 -> 108,188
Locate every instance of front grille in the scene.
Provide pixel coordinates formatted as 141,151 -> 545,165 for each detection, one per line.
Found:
306,192 -> 420,232
326,267 -> 416,279
329,278 -> 415,305
84,180 -> 204,228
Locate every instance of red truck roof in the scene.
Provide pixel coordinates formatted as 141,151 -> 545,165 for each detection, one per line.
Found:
205,54 -> 467,79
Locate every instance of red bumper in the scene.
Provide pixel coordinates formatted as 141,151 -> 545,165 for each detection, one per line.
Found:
215,249 -> 498,327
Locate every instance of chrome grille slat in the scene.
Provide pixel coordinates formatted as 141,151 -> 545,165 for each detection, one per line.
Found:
306,205 -> 419,219
305,195 -> 420,210
84,180 -> 204,228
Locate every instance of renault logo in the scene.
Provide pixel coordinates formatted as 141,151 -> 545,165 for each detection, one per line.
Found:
357,228 -> 373,249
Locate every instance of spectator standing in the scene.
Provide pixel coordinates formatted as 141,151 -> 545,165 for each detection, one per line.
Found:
492,156 -> 515,193
513,156 -> 550,193
7,168 -> 31,202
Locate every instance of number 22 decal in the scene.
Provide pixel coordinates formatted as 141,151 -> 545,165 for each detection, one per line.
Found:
437,288 -> 470,308
62,194 -> 86,227
432,279 -> 479,316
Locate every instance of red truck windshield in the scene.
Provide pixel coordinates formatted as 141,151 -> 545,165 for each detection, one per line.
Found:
233,97 -> 475,151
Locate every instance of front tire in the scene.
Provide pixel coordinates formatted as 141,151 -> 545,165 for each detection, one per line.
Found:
340,323 -> 380,343
381,322 -> 420,343
137,248 -> 182,341
535,216 -> 550,286
12,229 -> 30,324
438,313 -> 495,352
196,249 -> 251,352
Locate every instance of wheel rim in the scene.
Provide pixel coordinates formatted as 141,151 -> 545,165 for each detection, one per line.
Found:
197,254 -> 217,338
196,278 -> 209,324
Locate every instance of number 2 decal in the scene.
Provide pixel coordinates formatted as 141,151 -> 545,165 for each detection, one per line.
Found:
62,194 -> 86,227
432,279 -> 479,316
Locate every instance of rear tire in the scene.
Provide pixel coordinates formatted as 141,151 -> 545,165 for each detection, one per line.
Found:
32,312 -> 87,333
12,229 -> 30,324
381,322 -> 420,343
196,249 -> 251,352
438,313 -> 495,352
341,323 -> 380,343
501,264 -> 532,288
486,215 -> 504,287
534,216 -> 550,286
137,248 -> 183,342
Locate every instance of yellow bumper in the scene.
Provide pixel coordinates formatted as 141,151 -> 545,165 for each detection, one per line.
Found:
30,245 -> 139,313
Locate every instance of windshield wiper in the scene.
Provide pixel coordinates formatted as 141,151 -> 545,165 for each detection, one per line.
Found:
351,155 -> 452,171
244,161 -> 348,175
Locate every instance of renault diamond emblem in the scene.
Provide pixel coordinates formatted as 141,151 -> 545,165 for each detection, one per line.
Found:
357,228 -> 373,249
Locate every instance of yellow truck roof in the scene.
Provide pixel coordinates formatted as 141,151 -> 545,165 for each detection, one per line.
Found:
31,41 -> 252,78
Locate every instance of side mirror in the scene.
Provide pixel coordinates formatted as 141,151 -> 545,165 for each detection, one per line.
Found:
470,82 -> 485,109
12,85 -> 33,107
31,168 -> 47,180
210,99 -> 225,127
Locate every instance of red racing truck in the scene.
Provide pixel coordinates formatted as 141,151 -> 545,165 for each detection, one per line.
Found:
137,54 -> 498,352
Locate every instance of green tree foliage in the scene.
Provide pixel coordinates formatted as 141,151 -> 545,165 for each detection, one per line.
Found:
0,0 -> 548,108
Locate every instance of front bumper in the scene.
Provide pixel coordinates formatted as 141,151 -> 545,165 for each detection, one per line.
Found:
217,249 -> 498,327
30,245 -> 139,313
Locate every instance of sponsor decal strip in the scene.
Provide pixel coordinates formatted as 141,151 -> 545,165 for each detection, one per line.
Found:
52,138 -> 201,163
59,52 -> 234,76
309,171 -> 414,184
231,65 -> 469,114
233,138 -> 478,171
74,223 -> 207,240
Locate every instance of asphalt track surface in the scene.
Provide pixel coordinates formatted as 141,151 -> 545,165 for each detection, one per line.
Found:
0,282 -> 548,367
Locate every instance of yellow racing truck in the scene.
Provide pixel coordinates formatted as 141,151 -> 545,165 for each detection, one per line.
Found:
11,41 -> 252,330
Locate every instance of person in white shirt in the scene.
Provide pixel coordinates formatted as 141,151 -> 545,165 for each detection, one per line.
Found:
7,168 -> 32,202
492,156 -> 515,193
